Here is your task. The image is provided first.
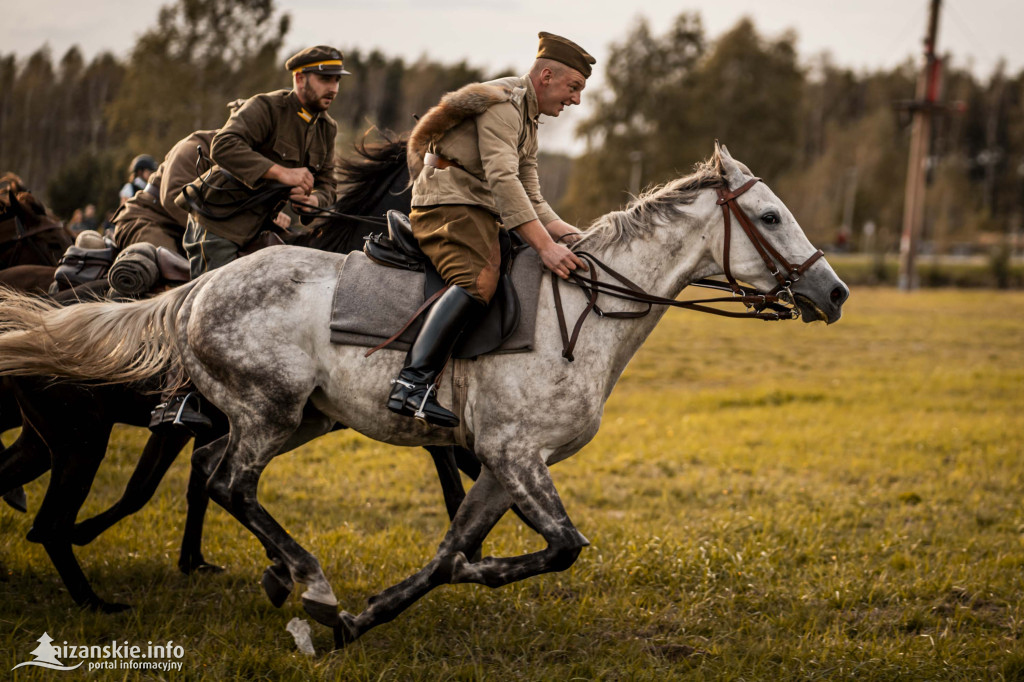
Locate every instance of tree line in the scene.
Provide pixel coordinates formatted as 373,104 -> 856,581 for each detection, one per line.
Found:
561,14 -> 1024,253
2,1 -> 1022,254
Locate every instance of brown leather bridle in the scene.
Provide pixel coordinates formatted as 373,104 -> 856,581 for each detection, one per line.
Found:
716,176 -> 824,306
551,176 -> 826,361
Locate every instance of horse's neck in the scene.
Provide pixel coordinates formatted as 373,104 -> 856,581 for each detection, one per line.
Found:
552,192 -> 721,395
582,193 -> 719,297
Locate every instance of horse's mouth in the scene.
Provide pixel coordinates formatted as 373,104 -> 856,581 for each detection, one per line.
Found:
795,293 -> 834,324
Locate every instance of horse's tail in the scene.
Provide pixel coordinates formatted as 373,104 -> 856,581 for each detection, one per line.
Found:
0,282 -> 198,384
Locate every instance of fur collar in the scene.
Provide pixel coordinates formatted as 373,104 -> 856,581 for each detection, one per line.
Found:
408,82 -> 519,176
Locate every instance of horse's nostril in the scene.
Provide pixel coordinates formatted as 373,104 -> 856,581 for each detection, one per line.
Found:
830,285 -> 849,306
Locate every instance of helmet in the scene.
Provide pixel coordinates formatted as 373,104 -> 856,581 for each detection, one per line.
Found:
129,154 -> 158,174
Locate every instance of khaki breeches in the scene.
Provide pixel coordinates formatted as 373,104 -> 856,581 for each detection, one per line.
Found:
411,204 -> 502,304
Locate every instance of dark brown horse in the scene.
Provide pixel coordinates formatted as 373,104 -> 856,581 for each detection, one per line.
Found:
0,173 -> 72,269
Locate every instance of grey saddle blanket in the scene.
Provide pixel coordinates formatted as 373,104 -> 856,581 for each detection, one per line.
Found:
330,250 -> 542,356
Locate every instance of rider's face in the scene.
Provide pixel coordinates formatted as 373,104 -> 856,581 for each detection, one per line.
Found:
296,72 -> 341,113
536,66 -> 586,117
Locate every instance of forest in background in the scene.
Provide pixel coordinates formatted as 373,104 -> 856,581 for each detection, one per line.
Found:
2,0 -> 1023,256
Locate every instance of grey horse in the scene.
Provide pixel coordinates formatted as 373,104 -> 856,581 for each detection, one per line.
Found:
0,144 -> 848,647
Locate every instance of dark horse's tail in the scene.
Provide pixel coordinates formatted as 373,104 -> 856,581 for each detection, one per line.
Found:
0,282 -> 197,384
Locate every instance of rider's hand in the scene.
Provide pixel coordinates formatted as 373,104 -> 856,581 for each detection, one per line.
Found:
289,187 -> 318,212
272,212 -> 292,229
267,165 -> 314,194
546,219 -> 583,246
538,242 -> 586,280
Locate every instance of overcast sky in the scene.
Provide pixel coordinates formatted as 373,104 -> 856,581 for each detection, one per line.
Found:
5,0 -> 1022,153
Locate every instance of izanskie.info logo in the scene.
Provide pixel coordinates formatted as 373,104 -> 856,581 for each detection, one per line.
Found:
11,631 -> 185,673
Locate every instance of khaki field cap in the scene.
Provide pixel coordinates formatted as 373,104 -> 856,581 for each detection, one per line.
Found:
285,46 -> 351,76
536,32 -> 596,79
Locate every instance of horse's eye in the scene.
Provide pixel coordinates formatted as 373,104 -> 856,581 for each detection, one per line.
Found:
761,212 -> 780,226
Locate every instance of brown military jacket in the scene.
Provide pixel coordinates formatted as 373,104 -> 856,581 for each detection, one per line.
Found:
115,129 -> 217,232
409,75 -> 559,229
179,89 -> 338,245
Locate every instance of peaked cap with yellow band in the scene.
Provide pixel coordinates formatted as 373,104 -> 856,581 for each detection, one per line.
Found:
536,32 -> 595,79
285,45 -> 351,76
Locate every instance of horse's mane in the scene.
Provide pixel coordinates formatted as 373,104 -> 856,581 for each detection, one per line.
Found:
576,151 -> 732,251
292,129 -> 410,253
333,129 -> 409,216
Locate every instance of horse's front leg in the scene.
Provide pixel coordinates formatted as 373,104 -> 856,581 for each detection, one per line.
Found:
334,467 -> 513,647
177,431 -> 226,574
335,450 -> 588,647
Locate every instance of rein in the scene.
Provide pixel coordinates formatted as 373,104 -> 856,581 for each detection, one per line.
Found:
551,178 -> 823,361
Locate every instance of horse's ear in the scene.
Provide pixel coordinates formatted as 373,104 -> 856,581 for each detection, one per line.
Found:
714,141 -> 747,186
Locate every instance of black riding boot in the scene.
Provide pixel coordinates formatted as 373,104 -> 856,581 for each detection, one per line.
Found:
387,285 -> 483,427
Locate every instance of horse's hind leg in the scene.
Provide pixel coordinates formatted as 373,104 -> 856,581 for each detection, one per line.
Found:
71,430 -> 193,546
204,415 -> 341,625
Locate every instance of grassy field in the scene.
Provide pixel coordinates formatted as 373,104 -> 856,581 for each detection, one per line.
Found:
1,287 -> 1023,680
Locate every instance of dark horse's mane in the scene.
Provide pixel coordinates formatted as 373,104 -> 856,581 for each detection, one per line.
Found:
292,129 -> 411,254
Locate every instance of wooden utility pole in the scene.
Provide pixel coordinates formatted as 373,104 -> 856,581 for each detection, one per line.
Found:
898,0 -> 943,291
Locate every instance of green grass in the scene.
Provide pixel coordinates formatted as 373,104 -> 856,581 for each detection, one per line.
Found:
2,288 -> 1023,680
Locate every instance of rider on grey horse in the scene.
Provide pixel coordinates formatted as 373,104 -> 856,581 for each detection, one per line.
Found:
391,31 -> 594,427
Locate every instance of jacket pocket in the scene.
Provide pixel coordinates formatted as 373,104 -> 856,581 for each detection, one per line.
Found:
307,145 -> 327,172
272,137 -> 301,165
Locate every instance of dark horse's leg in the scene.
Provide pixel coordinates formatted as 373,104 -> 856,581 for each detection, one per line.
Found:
71,429 -> 194,545
22,407 -> 128,611
0,376 -> 34,512
176,429 -> 224,574
0,426 -> 53,512
13,379 -> 151,611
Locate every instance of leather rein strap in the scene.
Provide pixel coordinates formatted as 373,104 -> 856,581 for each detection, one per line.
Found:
552,177 -> 824,361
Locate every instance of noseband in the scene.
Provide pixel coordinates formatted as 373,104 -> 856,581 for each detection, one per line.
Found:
716,177 -> 824,308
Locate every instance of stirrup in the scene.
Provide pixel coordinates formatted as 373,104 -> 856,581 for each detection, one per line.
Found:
173,392 -> 202,426
414,385 -> 438,425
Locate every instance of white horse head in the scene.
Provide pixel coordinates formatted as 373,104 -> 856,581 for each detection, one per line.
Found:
579,142 -> 847,324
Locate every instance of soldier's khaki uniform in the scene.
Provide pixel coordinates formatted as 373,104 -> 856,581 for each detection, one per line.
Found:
179,90 -> 338,275
112,130 -> 216,256
409,75 -> 558,303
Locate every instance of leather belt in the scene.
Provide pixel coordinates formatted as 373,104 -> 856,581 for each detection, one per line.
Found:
424,152 -> 464,171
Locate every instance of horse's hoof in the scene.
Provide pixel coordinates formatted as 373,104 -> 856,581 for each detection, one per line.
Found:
2,486 -> 27,513
185,561 -> 225,575
332,612 -> 359,649
261,566 -> 293,608
302,597 -> 341,627
100,602 -> 133,614
82,599 -> 132,614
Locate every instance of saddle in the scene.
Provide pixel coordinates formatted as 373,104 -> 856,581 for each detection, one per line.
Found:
356,210 -> 526,358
